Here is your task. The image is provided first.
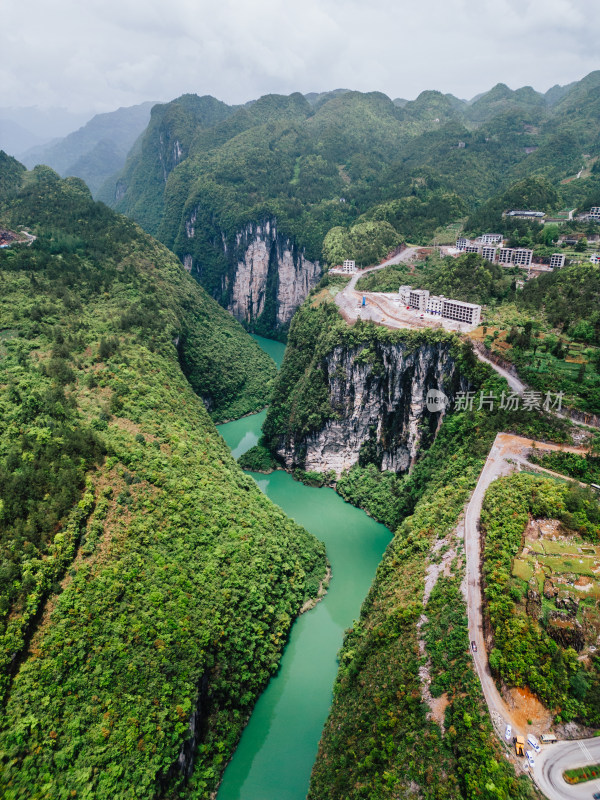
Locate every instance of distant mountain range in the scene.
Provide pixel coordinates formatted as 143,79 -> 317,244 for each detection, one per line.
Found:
92,72 -> 600,333
3,72 -> 599,335
19,102 -> 156,194
0,105 -> 90,155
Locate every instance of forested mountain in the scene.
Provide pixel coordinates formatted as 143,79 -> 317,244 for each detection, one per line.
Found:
98,72 -> 600,336
0,154 -> 326,798
251,284 -> 593,799
20,102 -> 156,194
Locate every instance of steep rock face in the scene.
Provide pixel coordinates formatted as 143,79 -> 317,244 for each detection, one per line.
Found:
276,340 -> 468,475
183,218 -> 321,331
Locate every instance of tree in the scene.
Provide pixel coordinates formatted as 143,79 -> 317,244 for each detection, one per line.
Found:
540,224 -> 560,246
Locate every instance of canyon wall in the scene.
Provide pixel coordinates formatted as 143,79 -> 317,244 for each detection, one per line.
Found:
268,332 -> 470,476
182,218 -> 321,332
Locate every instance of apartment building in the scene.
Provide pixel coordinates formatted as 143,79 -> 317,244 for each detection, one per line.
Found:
512,248 -> 533,266
481,245 -> 497,262
399,285 -> 481,326
549,253 -> 565,269
441,298 -> 481,325
497,247 -> 533,266
480,233 -> 502,244
341,259 -> 357,273
400,286 -> 427,308
426,295 -> 444,315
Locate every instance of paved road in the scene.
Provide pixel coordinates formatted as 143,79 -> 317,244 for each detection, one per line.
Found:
463,433 -> 597,800
536,738 -> 600,800
464,436 -> 520,735
343,246 -> 419,294
473,349 -> 526,395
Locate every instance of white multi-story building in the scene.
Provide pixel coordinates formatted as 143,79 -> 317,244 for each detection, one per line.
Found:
342,259 -> 357,273
426,295 -> 444,315
512,248 -> 533,266
590,207 -> 600,220
497,247 -> 533,267
399,286 -> 481,326
481,246 -> 497,262
463,244 -> 480,254
399,286 -> 427,309
480,233 -> 502,244
410,289 -> 429,310
549,253 -> 565,269
441,298 -> 481,325
456,237 -> 469,250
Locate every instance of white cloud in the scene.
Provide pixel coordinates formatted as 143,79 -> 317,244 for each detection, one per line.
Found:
3,0 -> 599,114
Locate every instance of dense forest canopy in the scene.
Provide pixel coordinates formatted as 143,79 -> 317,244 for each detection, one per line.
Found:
0,156 -> 326,799
96,73 -> 600,311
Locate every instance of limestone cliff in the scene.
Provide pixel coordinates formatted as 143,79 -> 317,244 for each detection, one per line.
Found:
182,218 -> 321,332
266,319 -> 471,476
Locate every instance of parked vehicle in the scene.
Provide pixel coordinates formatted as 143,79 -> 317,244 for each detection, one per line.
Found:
505,724 -> 511,741
515,736 -> 525,756
471,641 -> 477,652
527,734 -> 541,753
526,750 -> 535,768
540,733 -> 557,744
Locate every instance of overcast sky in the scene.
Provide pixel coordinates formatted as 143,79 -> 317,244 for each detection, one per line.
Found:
2,0 -> 598,116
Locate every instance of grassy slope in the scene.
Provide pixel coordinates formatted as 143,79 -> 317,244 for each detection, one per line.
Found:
0,160 -> 326,799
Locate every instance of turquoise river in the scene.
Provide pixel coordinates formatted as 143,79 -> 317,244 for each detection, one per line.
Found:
215,336 -> 392,800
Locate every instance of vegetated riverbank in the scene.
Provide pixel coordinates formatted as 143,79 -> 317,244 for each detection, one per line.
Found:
215,408 -> 392,800
231,290 -> 579,797
0,158 -> 328,800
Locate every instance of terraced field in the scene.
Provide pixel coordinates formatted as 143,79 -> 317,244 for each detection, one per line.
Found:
512,518 -> 600,653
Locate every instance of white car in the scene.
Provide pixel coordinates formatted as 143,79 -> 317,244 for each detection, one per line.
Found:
526,750 -> 535,768
505,724 -> 512,741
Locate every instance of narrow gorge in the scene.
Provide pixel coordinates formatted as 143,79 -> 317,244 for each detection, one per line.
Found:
262,300 -> 477,479
181,217 -> 321,333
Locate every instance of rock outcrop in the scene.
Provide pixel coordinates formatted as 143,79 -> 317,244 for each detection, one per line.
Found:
547,611 -> 585,651
182,218 -> 321,331
275,338 -> 469,476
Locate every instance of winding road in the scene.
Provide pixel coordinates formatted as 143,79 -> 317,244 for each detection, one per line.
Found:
463,432 -> 598,800
536,738 -> 600,800
332,247 -> 468,331
332,255 -> 600,797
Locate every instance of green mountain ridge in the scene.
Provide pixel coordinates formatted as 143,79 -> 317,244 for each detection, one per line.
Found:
0,154 -> 327,799
96,72 -> 600,339
21,102 -> 157,195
